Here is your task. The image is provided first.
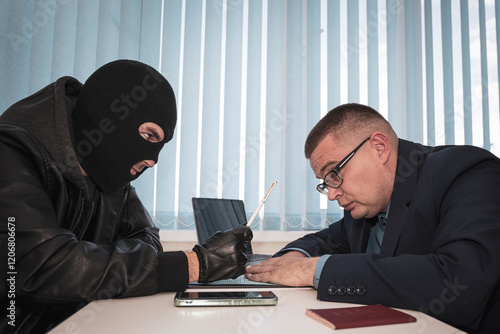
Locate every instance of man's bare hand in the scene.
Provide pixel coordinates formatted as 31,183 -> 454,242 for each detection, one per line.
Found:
245,252 -> 319,287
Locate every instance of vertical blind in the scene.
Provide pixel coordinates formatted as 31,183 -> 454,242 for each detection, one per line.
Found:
1,0 -> 498,231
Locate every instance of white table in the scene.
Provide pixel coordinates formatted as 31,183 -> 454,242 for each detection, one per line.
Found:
49,287 -> 465,334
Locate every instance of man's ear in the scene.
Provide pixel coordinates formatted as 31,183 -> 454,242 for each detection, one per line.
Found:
370,132 -> 391,164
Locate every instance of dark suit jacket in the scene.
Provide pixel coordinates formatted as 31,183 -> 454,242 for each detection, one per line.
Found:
284,139 -> 500,332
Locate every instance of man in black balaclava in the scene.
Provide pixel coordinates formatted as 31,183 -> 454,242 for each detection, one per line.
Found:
72,59 -> 177,194
0,60 -> 252,333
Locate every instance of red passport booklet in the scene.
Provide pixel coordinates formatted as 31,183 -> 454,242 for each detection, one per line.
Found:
306,304 -> 417,330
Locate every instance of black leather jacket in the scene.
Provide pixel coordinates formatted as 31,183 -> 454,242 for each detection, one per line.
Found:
0,125 -> 166,332
0,78 -> 188,333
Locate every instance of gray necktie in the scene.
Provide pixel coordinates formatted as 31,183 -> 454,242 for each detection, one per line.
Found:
375,213 -> 387,249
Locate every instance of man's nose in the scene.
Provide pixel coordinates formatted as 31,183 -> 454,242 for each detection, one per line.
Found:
327,186 -> 342,202
144,160 -> 155,168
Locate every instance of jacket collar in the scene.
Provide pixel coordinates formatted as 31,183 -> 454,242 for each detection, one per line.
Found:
380,139 -> 428,256
0,77 -> 87,192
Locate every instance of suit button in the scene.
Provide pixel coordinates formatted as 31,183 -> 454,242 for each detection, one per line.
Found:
328,286 -> 337,295
356,285 -> 366,295
346,285 -> 356,295
337,286 -> 346,295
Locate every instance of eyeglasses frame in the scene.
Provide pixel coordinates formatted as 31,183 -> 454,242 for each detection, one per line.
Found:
316,136 -> 371,195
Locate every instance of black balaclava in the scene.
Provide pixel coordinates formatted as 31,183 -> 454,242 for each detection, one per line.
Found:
72,59 -> 177,194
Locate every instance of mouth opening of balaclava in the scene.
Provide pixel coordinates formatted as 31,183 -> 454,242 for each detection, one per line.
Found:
71,59 -> 177,194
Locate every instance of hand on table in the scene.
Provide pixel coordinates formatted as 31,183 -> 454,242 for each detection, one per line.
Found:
245,251 -> 319,287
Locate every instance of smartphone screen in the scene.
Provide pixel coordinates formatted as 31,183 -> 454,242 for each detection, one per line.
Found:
174,291 -> 278,307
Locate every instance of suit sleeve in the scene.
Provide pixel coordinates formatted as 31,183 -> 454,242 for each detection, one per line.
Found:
279,218 -> 351,256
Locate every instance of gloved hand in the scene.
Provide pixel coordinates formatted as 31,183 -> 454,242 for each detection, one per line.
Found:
193,226 -> 253,283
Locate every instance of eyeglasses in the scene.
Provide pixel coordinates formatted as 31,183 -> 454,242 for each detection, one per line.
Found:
316,137 -> 370,195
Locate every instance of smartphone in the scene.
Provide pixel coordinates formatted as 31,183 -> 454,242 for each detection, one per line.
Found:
174,291 -> 278,307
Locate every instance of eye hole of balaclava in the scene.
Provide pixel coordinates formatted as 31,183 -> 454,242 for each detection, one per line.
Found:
130,122 -> 166,177
138,122 -> 165,143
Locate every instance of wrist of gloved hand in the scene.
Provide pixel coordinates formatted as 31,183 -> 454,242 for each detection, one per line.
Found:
193,226 -> 253,283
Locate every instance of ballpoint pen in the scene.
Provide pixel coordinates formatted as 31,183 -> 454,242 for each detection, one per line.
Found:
246,181 -> 277,227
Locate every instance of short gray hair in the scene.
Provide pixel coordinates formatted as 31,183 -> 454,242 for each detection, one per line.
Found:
304,103 -> 397,159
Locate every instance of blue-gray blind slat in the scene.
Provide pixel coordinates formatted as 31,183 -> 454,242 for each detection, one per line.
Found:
441,0 -> 455,145
479,0 -> 490,151
326,0 -> 343,223
284,0 -> 303,231
367,0 -> 379,110
73,0 -> 99,81
51,1 -> 78,81
176,0 -> 203,228
28,1 -> 55,94
305,0 -> 322,230
405,0 -> 423,143
386,0 -> 398,132
118,0 -> 141,60
222,1 -> 244,200
263,0 -> 283,230
0,1 -> 13,113
348,0 -> 360,102
5,2 -> 34,108
424,0 -> 435,146
460,0 -> 472,145
96,0 -> 121,68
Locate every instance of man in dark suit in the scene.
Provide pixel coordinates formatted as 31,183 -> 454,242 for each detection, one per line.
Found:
246,103 -> 500,333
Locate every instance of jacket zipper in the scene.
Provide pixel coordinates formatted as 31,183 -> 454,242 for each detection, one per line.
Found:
74,195 -> 96,240
109,188 -> 129,243
71,196 -> 85,237
14,310 -> 34,334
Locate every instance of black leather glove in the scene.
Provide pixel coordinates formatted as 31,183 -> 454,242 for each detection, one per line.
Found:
193,226 -> 253,283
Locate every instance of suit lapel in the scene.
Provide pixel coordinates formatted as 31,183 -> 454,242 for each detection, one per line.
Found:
380,197 -> 408,256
